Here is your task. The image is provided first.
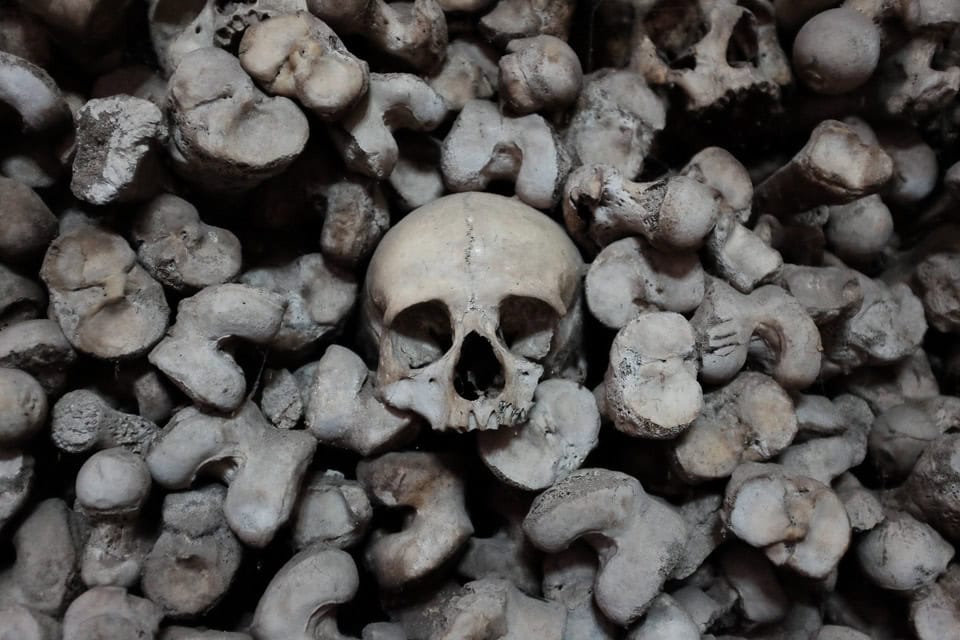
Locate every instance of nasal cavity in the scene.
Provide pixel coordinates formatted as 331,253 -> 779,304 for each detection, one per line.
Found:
454,332 -> 505,401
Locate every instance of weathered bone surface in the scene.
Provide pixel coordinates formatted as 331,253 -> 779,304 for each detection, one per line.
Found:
167,47 -> 309,192
601,312 -> 702,440
564,164 -> 721,254
523,469 -> 688,626
132,194 -> 243,292
143,486 -> 243,618
238,11 -> 369,120
240,253 -> 357,354
70,96 -> 166,205
146,401 -> 316,547
478,378 -> 600,490
363,192 -> 583,432
149,284 -> 286,412
442,99 -> 572,209
41,225 -> 170,360
330,73 -> 445,180
357,452 -> 473,589
7,1 -> 960,635
296,345 -> 418,454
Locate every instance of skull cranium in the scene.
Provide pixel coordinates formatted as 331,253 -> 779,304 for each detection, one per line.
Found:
362,192 -> 584,431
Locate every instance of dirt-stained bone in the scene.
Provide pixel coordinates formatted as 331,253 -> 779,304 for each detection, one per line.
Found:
363,192 -> 583,432
306,0 -> 448,72
167,47 -> 309,192
0,177 -> 58,263
478,378 -> 600,490
563,164 -> 721,254
238,11 -> 369,119
498,35 -> 582,114
523,468 -> 688,626
239,254 -> 357,354
442,99 -> 572,209
149,283 -> 286,412
70,96 -> 166,205
673,372 -> 797,483
357,452 -> 473,589
142,486 -> 243,618
146,401 -> 317,547
754,120 -> 894,217
41,225 -> 170,361
132,194 -> 242,292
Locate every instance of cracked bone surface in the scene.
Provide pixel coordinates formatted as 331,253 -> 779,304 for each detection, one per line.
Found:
362,192 -> 583,432
10,0 -> 960,635
600,311 -> 702,440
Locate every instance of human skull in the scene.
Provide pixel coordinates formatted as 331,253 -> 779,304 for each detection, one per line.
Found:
362,192 -> 584,431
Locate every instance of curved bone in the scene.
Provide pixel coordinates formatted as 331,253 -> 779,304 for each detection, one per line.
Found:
0,51 -> 70,132
149,283 -> 286,412
478,379 -> 600,490
331,73 -> 445,180
432,578 -> 567,640
523,469 -> 688,626
146,401 -> 316,547
442,99 -> 572,210
357,452 -> 473,589
585,237 -> 704,329
691,277 -> 822,389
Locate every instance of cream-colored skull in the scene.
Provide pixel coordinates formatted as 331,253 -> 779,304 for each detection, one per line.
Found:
362,192 -> 584,431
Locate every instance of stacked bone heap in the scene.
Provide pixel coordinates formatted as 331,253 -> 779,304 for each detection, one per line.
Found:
2,0 -> 960,638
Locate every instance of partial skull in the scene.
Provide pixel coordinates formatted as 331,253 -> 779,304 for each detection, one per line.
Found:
362,192 -> 584,431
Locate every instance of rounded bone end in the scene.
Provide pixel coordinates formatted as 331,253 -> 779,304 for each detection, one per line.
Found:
792,8 -> 881,95
0,367 -> 46,446
478,379 -> 600,491
0,176 -> 58,263
856,512 -> 954,591
499,35 -> 582,115
76,448 -> 151,516
604,312 -> 702,439
62,587 -> 162,640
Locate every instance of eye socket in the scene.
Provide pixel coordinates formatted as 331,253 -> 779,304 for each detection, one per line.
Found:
498,296 -> 558,362
389,300 -> 454,369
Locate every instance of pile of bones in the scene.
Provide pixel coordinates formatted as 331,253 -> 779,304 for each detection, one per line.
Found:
5,0 -> 960,637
